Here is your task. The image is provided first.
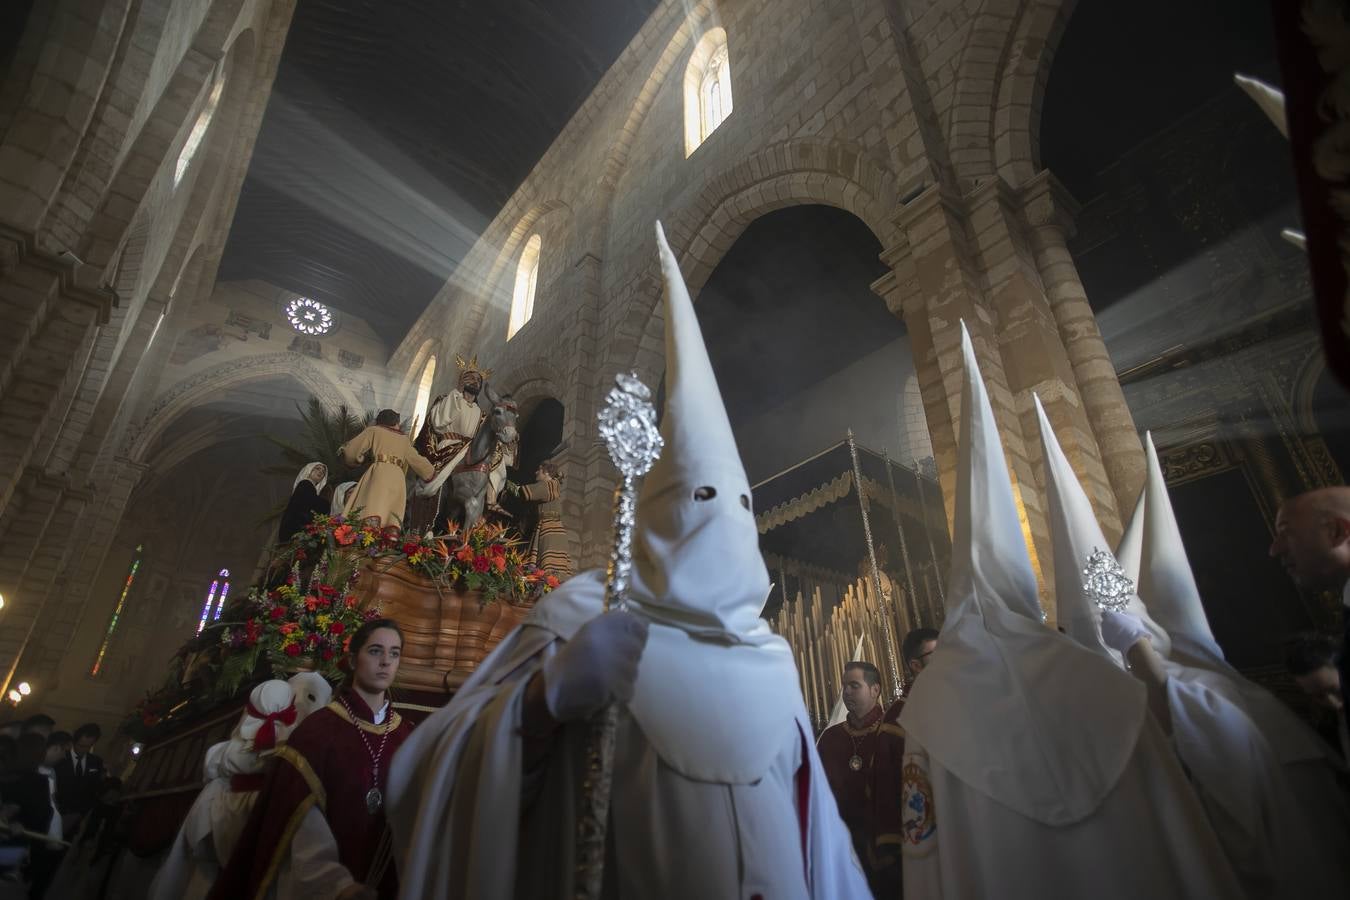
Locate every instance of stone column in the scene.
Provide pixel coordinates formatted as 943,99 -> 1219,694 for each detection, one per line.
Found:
0,230 -> 114,520
964,176 -> 1122,539
30,456 -> 146,690
879,184 -> 1054,612
1022,171 -> 1145,512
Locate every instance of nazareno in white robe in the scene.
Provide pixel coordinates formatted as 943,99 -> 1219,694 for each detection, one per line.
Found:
386,571 -> 872,900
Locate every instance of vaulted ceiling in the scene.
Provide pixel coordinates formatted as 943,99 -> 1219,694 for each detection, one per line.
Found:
218,0 -> 660,345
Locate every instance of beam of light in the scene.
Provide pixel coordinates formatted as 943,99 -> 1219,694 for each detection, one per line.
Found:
247,88 -> 489,288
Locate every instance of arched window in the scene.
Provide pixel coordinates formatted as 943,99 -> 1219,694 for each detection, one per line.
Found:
508,234 -> 542,340
684,28 -> 733,156
411,356 -> 437,434
174,75 -> 225,187
196,568 -> 231,635
90,544 -> 143,677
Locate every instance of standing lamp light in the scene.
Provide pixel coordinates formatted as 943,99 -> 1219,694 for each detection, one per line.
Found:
16,682 -> 30,696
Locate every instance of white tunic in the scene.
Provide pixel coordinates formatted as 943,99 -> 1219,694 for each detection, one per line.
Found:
901,721 -> 1243,900
388,619 -> 871,900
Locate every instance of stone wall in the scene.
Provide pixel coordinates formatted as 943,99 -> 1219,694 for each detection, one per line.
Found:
0,0 -> 299,739
387,0 -> 1133,616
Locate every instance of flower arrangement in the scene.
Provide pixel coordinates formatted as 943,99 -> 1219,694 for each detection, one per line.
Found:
119,512 -> 561,742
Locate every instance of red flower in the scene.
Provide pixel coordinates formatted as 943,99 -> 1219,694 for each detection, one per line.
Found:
307,633 -> 319,647
318,583 -> 337,597
269,606 -> 286,621
333,524 -> 356,546
472,555 -> 491,573
321,647 -> 335,661
330,621 -> 346,635
402,542 -> 420,557
344,594 -> 358,609
489,543 -> 506,558
283,643 -> 302,657
305,597 -> 319,612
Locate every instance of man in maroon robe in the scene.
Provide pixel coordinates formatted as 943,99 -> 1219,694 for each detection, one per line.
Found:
210,620 -> 414,900
817,660 -> 905,897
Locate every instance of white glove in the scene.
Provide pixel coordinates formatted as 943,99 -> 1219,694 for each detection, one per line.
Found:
1099,610 -> 1151,655
543,611 -> 649,721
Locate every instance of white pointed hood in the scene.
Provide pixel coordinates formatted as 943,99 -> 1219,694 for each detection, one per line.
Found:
1035,397 -> 1171,660
1115,489 -> 1145,583
900,324 -> 1146,826
626,222 -> 772,641
1137,433 -> 1225,667
1134,433 -> 1337,766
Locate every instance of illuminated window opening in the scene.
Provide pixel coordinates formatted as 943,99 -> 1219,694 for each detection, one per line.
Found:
507,234 -> 542,340
174,75 -> 225,187
196,568 -> 231,635
684,28 -> 733,156
90,544 -> 143,677
411,356 -> 437,435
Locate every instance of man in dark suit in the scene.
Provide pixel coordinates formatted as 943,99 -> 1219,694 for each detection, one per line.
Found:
54,722 -> 103,837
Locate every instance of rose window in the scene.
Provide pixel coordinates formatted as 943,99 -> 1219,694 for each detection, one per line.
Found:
286,297 -> 333,335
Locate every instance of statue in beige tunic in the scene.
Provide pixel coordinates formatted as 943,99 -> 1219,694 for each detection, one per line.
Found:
339,409 -> 435,530
518,457 -> 575,580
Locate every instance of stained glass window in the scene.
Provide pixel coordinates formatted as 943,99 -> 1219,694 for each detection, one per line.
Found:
196,568 -> 231,634
90,544 -> 142,677
286,297 -> 334,335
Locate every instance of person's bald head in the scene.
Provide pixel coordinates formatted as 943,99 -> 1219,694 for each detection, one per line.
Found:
1271,486 -> 1350,591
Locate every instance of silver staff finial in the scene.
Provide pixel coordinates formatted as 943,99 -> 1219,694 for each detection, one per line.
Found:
1083,547 -> 1133,613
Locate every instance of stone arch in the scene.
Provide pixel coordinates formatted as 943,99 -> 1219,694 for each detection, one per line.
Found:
446,198 -> 573,359
77,1 -> 254,273
945,0 -> 1024,187
123,352 -> 347,462
504,358 -> 570,423
993,0 -> 1079,187
603,138 -> 900,381
395,338 -> 439,411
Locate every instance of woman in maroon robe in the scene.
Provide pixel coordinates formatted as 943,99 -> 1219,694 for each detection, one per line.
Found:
210,619 -> 413,900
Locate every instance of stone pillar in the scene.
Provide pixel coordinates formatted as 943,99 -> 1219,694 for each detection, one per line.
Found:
0,230 -> 114,520
879,184 -> 1054,612
1022,171 -> 1145,511
29,456 -> 146,690
965,176 -> 1122,539
0,468 -> 85,695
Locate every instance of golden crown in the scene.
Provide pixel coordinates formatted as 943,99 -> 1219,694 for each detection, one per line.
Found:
455,354 -> 493,381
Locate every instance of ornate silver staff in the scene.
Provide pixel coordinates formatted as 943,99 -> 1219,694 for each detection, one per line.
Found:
575,372 -> 663,900
1083,547 -> 1133,613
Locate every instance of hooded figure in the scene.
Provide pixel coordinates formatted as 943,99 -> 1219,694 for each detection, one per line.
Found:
898,325 -> 1240,899
330,481 -> 359,518
279,462 -> 330,544
385,222 -> 868,899
149,677 -> 330,900
1035,398 -> 1342,898
1119,433 -> 1350,885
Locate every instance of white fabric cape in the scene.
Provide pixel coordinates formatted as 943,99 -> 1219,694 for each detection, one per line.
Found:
387,570 -> 870,900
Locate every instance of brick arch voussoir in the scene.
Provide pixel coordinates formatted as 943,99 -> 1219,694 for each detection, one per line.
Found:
994,0 -> 1078,187
124,352 -> 348,462
946,0 -> 1025,187
604,141 -> 899,379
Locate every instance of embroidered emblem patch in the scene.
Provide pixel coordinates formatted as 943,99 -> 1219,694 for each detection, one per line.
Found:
901,761 -> 936,846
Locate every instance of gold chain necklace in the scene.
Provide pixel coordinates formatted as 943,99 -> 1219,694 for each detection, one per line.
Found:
845,707 -> 884,772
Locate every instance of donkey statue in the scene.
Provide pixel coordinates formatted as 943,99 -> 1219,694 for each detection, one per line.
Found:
438,384 -> 519,531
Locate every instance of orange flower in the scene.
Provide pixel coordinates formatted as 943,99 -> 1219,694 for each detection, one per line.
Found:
333,524 -> 356,546
455,544 -> 475,563
545,575 -> 561,589
492,555 -> 507,573
434,540 -> 451,561
279,622 -> 298,635
305,597 -> 319,612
